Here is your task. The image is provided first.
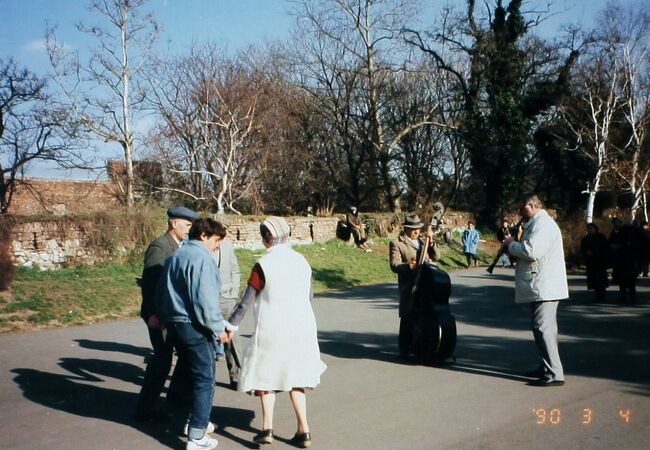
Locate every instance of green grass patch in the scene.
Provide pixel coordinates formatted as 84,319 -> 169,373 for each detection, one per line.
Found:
2,236 -> 501,334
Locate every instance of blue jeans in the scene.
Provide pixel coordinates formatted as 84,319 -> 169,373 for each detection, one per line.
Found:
135,322 -> 190,418
167,321 -> 216,439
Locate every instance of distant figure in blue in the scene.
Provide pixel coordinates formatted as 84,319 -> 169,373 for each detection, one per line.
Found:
461,221 -> 480,268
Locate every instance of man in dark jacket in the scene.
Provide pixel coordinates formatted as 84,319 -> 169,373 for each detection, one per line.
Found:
608,217 -> 643,305
580,223 -> 609,302
135,206 -> 197,421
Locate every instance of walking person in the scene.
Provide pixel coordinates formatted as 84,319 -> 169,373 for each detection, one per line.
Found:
212,237 -> 241,389
389,215 -> 440,359
158,218 -> 231,450
227,216 -> 326,448
496,220 -> 512,267
503,193 -> 568,387
135,206 -> 197,422
461,221 -> 480,267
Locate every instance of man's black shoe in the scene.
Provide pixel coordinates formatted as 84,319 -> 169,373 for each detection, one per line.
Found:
528,378 -> 564,387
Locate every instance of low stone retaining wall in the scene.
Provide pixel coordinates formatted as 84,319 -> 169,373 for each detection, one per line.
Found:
8,216 -> 341,269
7,210 -> 476,270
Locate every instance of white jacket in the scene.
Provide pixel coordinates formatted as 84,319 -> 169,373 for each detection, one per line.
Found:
507,209 -> 569,303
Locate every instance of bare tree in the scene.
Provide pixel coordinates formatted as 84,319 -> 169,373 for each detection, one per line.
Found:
291,0 -> 445,211
557,3 -> 650,223
0,58 -> 82,213
46,0 -> 159,208
609,5 -> 650,221
558,43 -> 622,224
148,45 -> 272,214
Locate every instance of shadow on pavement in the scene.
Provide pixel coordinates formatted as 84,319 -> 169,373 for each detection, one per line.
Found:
315,271 -> 650,394
74,339 -> 151,358
12,356 -> 256,449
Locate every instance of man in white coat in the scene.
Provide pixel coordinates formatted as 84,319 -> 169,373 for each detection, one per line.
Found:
504,193 -> 568,387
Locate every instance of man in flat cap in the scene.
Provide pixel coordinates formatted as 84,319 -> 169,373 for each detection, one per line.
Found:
135,206 -> 198,421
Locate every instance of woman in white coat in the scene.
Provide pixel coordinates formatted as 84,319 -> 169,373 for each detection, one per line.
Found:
226,216 -> 326,448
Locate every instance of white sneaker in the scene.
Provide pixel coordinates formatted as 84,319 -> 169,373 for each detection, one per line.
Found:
186,433 -> 219,450
183,421 -> 215,436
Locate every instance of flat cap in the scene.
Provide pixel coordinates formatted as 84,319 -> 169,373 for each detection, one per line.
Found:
167,206 -> 198,221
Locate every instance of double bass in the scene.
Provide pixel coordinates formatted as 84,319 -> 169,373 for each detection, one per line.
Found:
410,224 -> 457,363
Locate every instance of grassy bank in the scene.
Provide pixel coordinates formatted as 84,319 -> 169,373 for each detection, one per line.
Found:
0,237 -> 499,334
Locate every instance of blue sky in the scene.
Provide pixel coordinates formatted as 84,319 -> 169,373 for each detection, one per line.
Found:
0,0 -> 627,178
1,0 -> 294,75
2,0 -> 622,76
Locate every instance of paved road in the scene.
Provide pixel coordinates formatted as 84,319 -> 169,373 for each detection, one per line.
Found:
1,267 -> 648,450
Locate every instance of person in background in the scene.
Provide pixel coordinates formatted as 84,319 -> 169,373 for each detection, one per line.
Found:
389,215 -> 440,359
504,193 -> 568,387
135,206 -> 197,422
158,217 -> 231,450
496,220 -> 512,267
227,216 -> 326,448
212,237 -> 241,389
346,206 -> 371,251
608,217 -> 642,305
461,220 -> 480,268
580,223 -> 609,302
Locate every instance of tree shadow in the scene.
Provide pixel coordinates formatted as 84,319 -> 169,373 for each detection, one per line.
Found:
311,267 -> 361,289
314,271 -> 650,393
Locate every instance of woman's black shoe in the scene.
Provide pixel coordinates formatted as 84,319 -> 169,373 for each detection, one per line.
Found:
253,429 -> 274,445
290,432 -> 312,448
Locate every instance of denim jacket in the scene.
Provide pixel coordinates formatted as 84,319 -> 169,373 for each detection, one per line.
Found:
158,240 -> 225,340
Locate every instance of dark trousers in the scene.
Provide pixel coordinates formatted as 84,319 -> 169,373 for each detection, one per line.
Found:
465,252 -> 477,267
135,323 -> 188,418
223,340 -> 240,384
351,227 -> 366,246
167,322 -> 216,440
398,313 -> 415,357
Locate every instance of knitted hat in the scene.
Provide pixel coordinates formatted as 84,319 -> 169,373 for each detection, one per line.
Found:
260,216 -> 291,244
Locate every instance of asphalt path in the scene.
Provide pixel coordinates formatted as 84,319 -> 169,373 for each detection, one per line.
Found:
0,267 -> 648,450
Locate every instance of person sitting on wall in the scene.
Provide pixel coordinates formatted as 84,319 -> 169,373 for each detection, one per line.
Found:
346,206 -> 371,252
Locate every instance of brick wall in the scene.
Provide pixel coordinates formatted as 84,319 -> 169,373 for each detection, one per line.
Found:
9,178 -> 119,215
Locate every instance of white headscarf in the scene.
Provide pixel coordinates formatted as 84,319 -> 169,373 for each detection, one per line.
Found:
261,216 -> 291,246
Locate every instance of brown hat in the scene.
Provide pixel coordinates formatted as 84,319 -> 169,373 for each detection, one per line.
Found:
403,215 -> 424,229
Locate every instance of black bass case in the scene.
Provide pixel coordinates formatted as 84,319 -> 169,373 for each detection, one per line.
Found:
411,263 -> 456,363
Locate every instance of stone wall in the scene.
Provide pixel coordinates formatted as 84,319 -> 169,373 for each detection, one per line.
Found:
11,219 -> 98,269
220,216 -> 339,248
8,216 -> 341,270
7,211 -> 477,270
